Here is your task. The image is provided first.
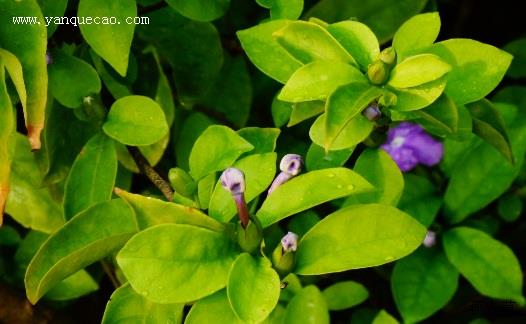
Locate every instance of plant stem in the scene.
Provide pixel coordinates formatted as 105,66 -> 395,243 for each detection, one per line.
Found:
100,260 -> 120,289
126,146 -> 174,201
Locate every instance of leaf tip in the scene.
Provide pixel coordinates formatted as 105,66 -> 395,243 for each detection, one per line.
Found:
27,124 -> 43,150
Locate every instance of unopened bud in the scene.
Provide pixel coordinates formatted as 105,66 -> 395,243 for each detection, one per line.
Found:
378,47 -> 396,66
269,154 -> 303,194
422,230 -> 437,248
367,60 -> 388,85
281,232 -> 299,252
46,52 -> 53,65
272,233 -> 298,276
362,103 -> 381,121
237,217 -> 263,253
220,168 -> 249,228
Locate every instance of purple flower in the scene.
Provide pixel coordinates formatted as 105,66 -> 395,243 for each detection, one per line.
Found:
422,230 -> 437,248
362,103 -> 381,121
46,52 -> 53,65
268,154 -> 303,194
220,168 -> 249,228
281,232 -> 299,252
381,122 -> 443,172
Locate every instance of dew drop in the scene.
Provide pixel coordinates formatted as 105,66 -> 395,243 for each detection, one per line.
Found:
347,184 -> 354,190
328,173 -> 335,178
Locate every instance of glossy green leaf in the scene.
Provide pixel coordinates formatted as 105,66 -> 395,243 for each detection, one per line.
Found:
344,149 -> 404,206
503,38 -> 526,79
287,211 -> 320,238
90,50 -> 132,99
257,168 -> 373,227
305,144 -> 353,171
102,283 -> 184,324
274,21 -> 356,65
443,227 -> 524,303
296,204 -> 426,275
138,8 -> 223,102
284,286 -> 330,324
0,48 -> 27,110
175,112 -> 215,171
38,0 -> 69,37
416,94 -> 459,137
227,253 -> 280,323
322,281 -> 369,310
117,224 -> 238,303
45,270 -> 99,301
168,168 -> 196,198
392,248 -> 458,323
238,127 -> 280,156
25,199 -> 137,304
310,113 -> 373,151
444,104 -> 526,222
398,174 -> 441,227
103,95 -> 169,146
372,310 -> 399,324
186,290 -> 243,324
200,54 -> 252,128
209,153 -> 276,222
327,21 -> 379,69
497,194 -> 522,222
325,83 -> 383,150
393,12 -> 441,61
197,172 -> 216,210
288,101 -> 325,127
390,76 -> 446,111
6,134 -> 64,233
426,39 -> 512,105
48,49 -> 101,108
189,125 -> 254,180
63,133 -> 117,220
272,96 -> 293,127
466,99 -> 512,163
388,54 -> 450,89
166,0 -> 229,21
307,0 -> 428,43
278,61 -> 365,103
0,56 -> 15,219
78,0 -> 136,76
258,0 -> 303,20
115,188 -> 224,231
237,20 -> 303,84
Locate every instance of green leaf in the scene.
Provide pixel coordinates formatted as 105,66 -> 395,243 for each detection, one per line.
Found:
497,194 -> 522,223
0,48 -> 27,111
466,99 -> 512,163
444,104 -> 526,222
48,49 -> 101,108
197,172 -> 216,210
237,20 -> 303,84
227,253 -> 281,323
258,0 -> 304,20
278,61 -> 365,103
296,204 -> 426,275
138,8 -> 223,102
393,12 -> 441,61
272,96 -> 293,127
90,50 -> 131,99
503,38 -> 526,79
443,227 -> 524,303
372,310 -> 399,324
322,281 -> 369,310
0,56 -> 15,219
274,21 -> 356,65
306,144 -> 353,171
63,133 -> 117,220
257,168 -> 373,227
189,125 -> 254,180
238,127 -> 280,156
209,153 -> 277,222
398,174 -> 441,227
175,112 -> 215,171
389,76 -> 446,111
288,101 -> 325,127
310,113 -> 373,151
38,0 -> 69,37
102,283 -> 184,324
325,83 -> 383,150
117,224 -> 238,303
344,149 -> 404,207
426,39 -> 512,105
392,248 -> 459,323
0,0 -> 47,149
284,286 -> 330,324
186,290 -> 243,324
327,21 -> 379,70
103,95 -> 169,146
6,134 -> 64,233
45,270 -> 99,301
78,0 -> 136,76
114,188 -> 224,232
415,94 -> 459,137
166,0 -> 229,21
25,199 -> 137,304
388,54 -> 450,89
306,0 -> 428,43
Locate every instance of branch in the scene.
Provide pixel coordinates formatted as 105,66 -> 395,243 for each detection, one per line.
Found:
126,146 -> 174,201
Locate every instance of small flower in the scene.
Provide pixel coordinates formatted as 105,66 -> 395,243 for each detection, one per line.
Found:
268,154 -> 303,194
83,95 -> 93,105
220,168 -> 249,228
46,52 -> 53,65
362,103 -> 381,121
281,232 -> 299,252
422,230 -> 437,248
381,122 -> 443,172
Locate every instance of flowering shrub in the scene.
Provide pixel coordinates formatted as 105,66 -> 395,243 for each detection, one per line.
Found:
1,0 -> 525,323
